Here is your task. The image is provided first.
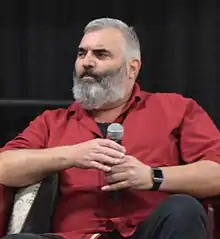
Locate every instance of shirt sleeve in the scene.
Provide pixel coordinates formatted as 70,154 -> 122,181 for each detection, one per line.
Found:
180,98 -> 220,164
0,110 -> 50,153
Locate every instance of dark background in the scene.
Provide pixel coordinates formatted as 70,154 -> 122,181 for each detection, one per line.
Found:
0,0 -> 220,146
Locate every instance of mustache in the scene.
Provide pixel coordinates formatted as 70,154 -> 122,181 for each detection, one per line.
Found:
78,69 -> 115,84
80,70 -> 99,79
74,63 -> 127,83
80,67 -> 122,78
77,69 -> 103,83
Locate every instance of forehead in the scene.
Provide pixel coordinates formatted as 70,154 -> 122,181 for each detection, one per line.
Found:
79,28 -> 125,53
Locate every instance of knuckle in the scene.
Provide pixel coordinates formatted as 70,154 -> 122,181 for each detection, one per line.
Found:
96,139 -> 104,147
103,138 -> 111,145
128,170 -> 134,177
91,141 -> 101,152
92,138 -> 100,145
87,152 -> 95,159
96,138 -> 102,144
83,153 -> 90,159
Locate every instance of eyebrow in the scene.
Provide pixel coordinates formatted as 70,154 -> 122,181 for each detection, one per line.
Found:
78,47 -> 111,53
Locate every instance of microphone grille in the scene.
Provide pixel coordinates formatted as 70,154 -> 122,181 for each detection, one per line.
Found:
107,123 -> 124,141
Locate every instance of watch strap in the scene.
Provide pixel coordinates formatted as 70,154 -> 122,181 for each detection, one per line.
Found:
150,167 -> 164,191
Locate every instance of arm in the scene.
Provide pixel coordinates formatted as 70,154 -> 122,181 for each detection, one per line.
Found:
0,110 -> 125,187
0,110 -> 75,187
103,158 -> 220,199
161,160 -> 220,198
103,97 -> 220,199
0,146 -> 78,187
0,110 -> 52,186
160,98 -> 220,198
0,143 -> 125,188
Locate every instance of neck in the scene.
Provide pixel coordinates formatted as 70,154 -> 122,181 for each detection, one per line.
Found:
90,94 -> 131,123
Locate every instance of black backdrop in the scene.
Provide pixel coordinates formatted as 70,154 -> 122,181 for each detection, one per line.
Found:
0,0 -> 220,146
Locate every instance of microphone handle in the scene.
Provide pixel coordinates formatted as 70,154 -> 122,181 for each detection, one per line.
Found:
109,138 -> 122,200
111,190 -> 120,200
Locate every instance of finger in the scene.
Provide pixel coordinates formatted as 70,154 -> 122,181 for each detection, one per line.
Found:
99,139 -> 126,153
89,161 -> 111,172
105,172 -> 128,184
101,181 -> 128,191
99,147 -> 125,159
110,163 -> 128,173
88,153 -> 123,165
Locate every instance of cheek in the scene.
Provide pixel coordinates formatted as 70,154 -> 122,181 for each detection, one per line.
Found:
75,61 -> 83,76
75,59 -> 80,69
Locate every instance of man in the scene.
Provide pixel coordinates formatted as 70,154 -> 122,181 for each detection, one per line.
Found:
0,18 -> 220,239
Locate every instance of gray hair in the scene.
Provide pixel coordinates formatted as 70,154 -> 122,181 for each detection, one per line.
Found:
84,18 -> 141,61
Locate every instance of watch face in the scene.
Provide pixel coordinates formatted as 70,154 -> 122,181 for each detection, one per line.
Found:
150,168 -> 164,191
153,168 -> 164,183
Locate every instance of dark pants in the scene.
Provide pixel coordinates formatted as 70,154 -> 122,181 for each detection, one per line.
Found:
100,194 -> 209,239
2,194 -> 209,239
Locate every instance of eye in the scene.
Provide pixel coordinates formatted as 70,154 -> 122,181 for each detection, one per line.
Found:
77,51 -> 85,57
77,48 -> 87,58
95,50 -> 109,59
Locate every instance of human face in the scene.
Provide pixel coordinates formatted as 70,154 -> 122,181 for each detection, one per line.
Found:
72,28 -> 129,110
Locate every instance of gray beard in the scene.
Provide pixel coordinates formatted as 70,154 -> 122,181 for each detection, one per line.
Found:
72,65 -> 127,110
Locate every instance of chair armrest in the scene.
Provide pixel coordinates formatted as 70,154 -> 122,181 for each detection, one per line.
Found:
0,184 -> 14,237
7,183 -> 41,234
202,196 -> 220,207
0,174 -> 59,236
201,196 -> 220,239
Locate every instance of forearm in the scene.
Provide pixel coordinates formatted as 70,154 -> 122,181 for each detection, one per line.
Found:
160,160 -> 220,198
0,146 -> 73,187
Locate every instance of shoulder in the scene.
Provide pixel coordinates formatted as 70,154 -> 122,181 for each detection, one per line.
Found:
144,91 -> 198,111
146,91 -> 190,103
33,102 -> 75,125
141,90 -> 205,122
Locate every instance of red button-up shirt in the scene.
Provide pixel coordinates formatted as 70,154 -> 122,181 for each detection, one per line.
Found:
1,84 -> 220,239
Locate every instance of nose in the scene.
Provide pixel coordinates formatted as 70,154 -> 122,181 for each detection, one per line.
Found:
82,52 -> 96,69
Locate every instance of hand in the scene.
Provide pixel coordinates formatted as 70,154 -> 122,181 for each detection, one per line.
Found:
101,155 -> 153,191
67,139 -> 126,172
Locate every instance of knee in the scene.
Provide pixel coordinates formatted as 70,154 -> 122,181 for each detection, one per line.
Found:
164,194 -> 207,219
2,233 -> 39,239
2,234 -> 20,239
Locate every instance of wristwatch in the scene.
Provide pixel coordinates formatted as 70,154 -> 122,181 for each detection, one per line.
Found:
150,167 -> 164,191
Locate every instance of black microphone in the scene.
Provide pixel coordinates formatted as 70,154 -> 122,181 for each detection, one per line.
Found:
106,123 -> 124,200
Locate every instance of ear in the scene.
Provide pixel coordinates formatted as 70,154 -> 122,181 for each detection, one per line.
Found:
128,59 -> 141,80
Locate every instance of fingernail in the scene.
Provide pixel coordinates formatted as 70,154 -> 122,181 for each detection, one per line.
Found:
101,186 -> 108,191
106,167 -> 111,172
120,153 -> 125,158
